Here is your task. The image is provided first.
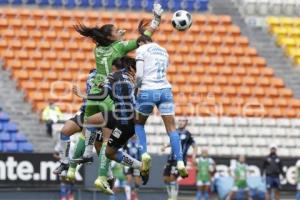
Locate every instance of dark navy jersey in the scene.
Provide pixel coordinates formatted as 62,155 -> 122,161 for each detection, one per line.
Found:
87,68 -> 135,125
124,139 -> 141,161
168,129 -> 195,163
80,69 -> 97,112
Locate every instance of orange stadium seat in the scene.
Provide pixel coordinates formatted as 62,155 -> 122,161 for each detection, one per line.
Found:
0,8 -> 299,117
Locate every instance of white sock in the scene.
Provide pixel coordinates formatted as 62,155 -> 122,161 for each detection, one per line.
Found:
170,181 -> 178,200
124,183 -> 131,200
83,145 -> 93,158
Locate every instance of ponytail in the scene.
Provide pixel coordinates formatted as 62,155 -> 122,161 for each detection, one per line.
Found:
74,23 -> 114,47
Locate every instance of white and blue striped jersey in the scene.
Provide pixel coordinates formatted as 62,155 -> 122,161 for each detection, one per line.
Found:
136,42 -> 171,90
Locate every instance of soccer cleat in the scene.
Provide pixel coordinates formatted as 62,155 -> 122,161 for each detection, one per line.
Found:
53,162 -> 69,175
66,167 -> 76,181
177,161 -> 188,178
107,176 -> 116,190
71,156 -> 93,164
94,176 -> 114,195
140,153 -> 151,185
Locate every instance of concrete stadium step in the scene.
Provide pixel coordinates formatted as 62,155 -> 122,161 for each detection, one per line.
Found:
210,0 -> 300,99
0,63 -> 55,152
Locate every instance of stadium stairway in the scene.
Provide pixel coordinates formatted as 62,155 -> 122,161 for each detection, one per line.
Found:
210,0 -> 300,98
0,63 -> 55,152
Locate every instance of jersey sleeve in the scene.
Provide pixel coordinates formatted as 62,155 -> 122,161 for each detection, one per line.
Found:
114,40 -> 138,55
296,160 -> 300,167
188,132 -> 196,145
136,46 -> 146,61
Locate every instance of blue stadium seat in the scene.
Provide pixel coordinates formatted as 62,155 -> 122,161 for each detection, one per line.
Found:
0,124 -> 3,133
145,0 -> 154,11
90,0 -> 102,8
10,0 -> 22,5
10,133 -> 16,141
185,0 -> 195,11
15,133 -> 28,143
130,0 -> 142,10
63,0 -> 76,8
0,0 -> 8,5
0,133 -> 11,142
18,142 -> 33,153
105,0 -> 116,9
118,0 -> 128,9
5,123 -> 18,133
3,142 -> 18,152
169,0 -> 181,11
196,0 -> 209,11
51,0 -> 63,7
0,143 -> 2,151
0,112 -> 10,123
35,0 -> 49,6
75,0 -> 89,7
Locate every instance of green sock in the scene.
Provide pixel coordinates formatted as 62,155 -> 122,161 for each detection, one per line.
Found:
70,134 -> 86,168
98,142 -> 111,177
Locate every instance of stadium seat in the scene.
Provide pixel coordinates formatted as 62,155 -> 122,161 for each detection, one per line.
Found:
5,122 -> 18,133
18,142 -> 33,152
0,112 -> 10,123
14,133 -> 28,142
0,133 -> 11,142
3,142 -> 18,152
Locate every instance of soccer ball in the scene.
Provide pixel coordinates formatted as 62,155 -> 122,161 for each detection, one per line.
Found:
171,10 -> 192,31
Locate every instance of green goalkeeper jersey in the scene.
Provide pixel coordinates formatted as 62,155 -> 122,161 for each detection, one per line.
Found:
197,157 -> 214,182
234,162 -> 248,188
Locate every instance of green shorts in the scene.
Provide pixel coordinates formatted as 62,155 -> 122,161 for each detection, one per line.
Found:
84,87 -> 114,119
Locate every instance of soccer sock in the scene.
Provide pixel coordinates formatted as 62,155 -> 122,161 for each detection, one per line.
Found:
170,181 -> 178,200
98,142 -> 111,177
70,134 -> 85,168
204,191 -> 209,200
124,183 -> 131,200
135,124 -> 147,155
60,133 -> 70,164
197,191 -> 202,200
115,151 -> 142,169
83,127 -> 97,157
169,131 -> 183,161
166,183 -> 172,198
60,183 -> 67,199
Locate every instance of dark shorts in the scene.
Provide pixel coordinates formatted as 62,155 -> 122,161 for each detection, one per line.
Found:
266,176 -> 281,189
104,111 -> 135,149
69,111 -> 84,130
163,160 -> 179,178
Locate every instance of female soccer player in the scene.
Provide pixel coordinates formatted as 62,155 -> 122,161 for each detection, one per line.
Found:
83,56 -> 147,195
134,34 -> 188,179
195,149 -> 215,200
53,69 -> 104,175
68,3 -> 164,191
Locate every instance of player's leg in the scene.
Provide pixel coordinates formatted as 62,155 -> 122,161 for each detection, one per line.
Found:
245,189 -> 252,200
54,118 -> 82,175
196,181 -> 203,200
169,174 -> 179,200
159,88 -> 186,178
203,183 -> 210,200
133,171 -> 141,200
163,161 -> 173,200
134,90 -> 154,155
83,97 -> 114,158
274,176 -> 281,200
60,181 -> 67,200
125,172 -> 132,200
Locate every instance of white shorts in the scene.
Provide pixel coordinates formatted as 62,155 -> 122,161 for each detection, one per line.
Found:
231,186 -> 249,192
197,180 -> 211,186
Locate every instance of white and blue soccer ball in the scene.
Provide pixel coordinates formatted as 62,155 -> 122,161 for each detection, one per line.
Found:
171,10 -> 192,31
